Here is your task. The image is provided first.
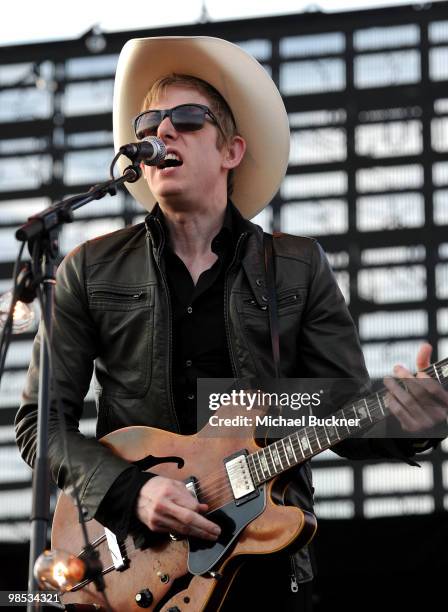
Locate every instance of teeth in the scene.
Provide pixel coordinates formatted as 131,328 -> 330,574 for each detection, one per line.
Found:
165,152 -> 180,161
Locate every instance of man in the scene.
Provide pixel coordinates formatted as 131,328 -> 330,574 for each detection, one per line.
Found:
15,37 -> 448,610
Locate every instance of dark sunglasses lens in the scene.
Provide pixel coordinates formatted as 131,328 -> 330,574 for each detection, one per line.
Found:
135,111 -> 161,139
171,105 -> 206,131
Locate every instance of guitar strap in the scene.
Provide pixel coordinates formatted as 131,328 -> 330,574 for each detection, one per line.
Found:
264,232 -> 301,594
260,232 -> 281,447
263,232 -> 280,378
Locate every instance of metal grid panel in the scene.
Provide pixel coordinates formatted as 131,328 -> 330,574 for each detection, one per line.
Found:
1,2 -> 448,538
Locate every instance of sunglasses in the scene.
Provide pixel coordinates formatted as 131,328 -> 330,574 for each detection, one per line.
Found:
133,103 -> 222,140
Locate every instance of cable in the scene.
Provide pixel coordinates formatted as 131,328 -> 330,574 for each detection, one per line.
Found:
32,244 -> 112,611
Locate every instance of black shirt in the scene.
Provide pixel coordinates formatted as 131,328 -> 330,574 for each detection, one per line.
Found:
95,202 -> 242,538
161,204 -> 235,433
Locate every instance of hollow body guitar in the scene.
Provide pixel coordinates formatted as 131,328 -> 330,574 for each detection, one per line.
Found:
52,407 -> 317,612
53,354 -> 448,610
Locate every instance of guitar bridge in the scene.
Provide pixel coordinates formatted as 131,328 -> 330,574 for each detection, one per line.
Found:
224,451 -> 258,506
104,528 -> 128,571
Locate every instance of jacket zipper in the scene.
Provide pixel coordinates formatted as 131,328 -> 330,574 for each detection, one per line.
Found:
89,289 -> 146,301
290,554 -> 299,593
224,231 -> 249,378
243,293 -> 299,308
146,221 -> 181,434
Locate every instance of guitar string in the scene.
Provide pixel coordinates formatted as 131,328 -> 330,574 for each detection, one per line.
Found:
195,363 -> 448,500
195,380 -> 446,507
195,399 -> 384,502
83,363 -> 448,564
136,363 -> 448,515
70,363 -> 447,586
189,360 -> 447,495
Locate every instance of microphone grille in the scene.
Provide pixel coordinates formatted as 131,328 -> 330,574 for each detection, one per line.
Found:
144,136 -> 166,165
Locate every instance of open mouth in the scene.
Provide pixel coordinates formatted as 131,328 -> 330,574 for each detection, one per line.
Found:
158,153 -> 183,169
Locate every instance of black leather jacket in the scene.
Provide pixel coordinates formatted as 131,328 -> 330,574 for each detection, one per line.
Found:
15,205 -> 422,583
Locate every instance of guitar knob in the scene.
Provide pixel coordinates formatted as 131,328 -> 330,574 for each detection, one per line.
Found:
135,588 -> 154,608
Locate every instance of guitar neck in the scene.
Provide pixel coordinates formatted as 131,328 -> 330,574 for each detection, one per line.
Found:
247,358 -> 448,487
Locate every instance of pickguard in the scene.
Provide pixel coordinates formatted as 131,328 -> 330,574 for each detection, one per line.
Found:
188,485 -> 266,575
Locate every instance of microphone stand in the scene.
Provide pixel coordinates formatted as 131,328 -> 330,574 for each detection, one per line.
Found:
14,163 -> 142,612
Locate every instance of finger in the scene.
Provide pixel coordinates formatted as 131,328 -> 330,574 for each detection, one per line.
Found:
416,342 -> 432,372
173,504 -> 221,537
412,372 -> 448,420
147,500 -> 220,540
392,366 -> 441,408
162,506 -> 221,541
384,379 -> 434,430
172,488 -> 210,514
385,391 -> 422,432
416,370 -> 448,403
165,518 -> 219,541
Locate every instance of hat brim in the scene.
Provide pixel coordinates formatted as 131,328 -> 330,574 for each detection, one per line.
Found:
113,36 -> 290,219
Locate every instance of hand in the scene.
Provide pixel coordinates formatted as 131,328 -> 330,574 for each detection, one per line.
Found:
384,343 -> 448,432
136,475 -> 221,541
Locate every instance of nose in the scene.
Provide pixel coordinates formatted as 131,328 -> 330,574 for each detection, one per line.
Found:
157,115 -> 177,140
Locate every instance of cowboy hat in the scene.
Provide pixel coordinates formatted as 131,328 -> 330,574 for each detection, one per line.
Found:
113,36 -> 290,219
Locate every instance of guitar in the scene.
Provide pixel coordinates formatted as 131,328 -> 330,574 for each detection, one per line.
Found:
52,358 -> 448,611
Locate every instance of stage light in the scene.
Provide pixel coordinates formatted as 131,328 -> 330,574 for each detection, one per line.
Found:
34,549 -> 86,592
0,290 -> 37,334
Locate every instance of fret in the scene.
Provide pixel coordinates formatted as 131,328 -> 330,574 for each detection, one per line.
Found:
313,426 -> 322,450
247,455 -> 258,486
326,423 -> 340,443
303,428 -> 312,456
322,423 -> 331,446
356,401 -> 367,423
281,439 -> 291,466
259,450 -> 271,478
364,398 -> 373,422
376,392 -> 385,416
268,445 -> 277,474
434,364 -> 441,384
295,432 -> 305,458
352,404 -> 359,421
287,436 -> 298,462
341,408 -> 351,433
251,453 -> 262,483
274,442 -> 285,471
254,452 -> 265,480
265,446 -> 275,475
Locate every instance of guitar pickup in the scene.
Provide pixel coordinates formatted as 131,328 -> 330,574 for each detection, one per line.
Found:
224,451 -> 258,506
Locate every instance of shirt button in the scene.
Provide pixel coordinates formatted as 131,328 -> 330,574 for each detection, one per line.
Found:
185,359 -> 192,367
187,306 -> 193,314
187,393 -> 195,400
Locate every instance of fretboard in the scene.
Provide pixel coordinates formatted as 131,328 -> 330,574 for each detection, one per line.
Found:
247,357 -> 448,487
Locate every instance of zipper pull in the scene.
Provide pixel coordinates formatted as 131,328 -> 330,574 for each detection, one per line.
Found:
290,574 -> 299,593
290,555 -> 299,592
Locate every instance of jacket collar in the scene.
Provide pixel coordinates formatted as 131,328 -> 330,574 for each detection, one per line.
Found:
144,201 -> 267,306
144,200 -> 254,251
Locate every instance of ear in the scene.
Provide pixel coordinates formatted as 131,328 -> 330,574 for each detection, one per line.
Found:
222,135 -> 246,170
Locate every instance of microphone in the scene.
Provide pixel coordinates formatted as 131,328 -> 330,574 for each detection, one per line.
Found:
119,136 -> 166,166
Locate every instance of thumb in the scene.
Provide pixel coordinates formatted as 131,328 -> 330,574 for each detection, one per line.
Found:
416,342 -> 432,372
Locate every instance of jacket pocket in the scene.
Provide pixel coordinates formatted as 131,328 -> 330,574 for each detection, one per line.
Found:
87,283 -> 154,398
88,286 -> 148,311
239,287 -> 306,317
232,287 -> 306,376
